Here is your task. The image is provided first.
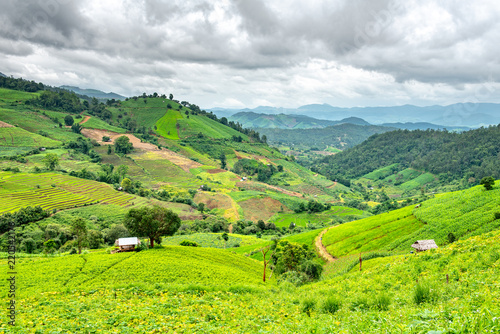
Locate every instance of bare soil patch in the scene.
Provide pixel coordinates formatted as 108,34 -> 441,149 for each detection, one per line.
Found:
0,121 -> 14,128
79,116 -> 91,124
206,169 -> 226,174
81,129 -> 202,172
239,197 -> 289,222
315,227 -> 337,263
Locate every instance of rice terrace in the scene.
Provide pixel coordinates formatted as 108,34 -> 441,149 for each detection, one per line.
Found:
2,1 -> 500,333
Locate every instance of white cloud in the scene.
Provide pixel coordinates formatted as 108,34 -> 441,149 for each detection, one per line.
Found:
0,0 -> 499,109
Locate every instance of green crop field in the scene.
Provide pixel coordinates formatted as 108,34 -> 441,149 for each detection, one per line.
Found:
0,88 -> 39,102
80,116 -> 126,133
394,181 -> 500,247
399,172 -> 436,190
155,109 -> 182,139
363,163 -> 400,180
177,114 -> 249,140
270,206 -> 366,228
0,172 -> 135,213
383,167 -> 422,183
323,206 -> 424,257
2,230 -> 499,333
0,127 -> 61,147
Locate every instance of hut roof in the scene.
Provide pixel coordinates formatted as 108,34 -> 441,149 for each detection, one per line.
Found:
116,237 -> 141,246
411,239 -> 438,251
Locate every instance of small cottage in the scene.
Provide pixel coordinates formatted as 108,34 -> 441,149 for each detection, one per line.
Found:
114,237 -> 141,252
411,240 -> 438,252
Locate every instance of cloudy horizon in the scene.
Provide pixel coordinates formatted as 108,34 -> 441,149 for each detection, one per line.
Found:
1,0 -> 499,109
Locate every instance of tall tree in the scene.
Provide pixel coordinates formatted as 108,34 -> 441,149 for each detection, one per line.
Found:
123,206 -> 181,248
71,217 -> 88,254
114,136 -> 133,154
42,153 -> 59,170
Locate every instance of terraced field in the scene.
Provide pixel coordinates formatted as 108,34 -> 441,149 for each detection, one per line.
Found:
0,172 -> 135,213
0,127 -> 62,147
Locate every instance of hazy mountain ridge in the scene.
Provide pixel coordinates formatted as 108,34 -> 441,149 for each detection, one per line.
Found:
229,111 -> 369,129
60,85 -> 126,100
211,103 -> 500,128
0,72 -> 6,78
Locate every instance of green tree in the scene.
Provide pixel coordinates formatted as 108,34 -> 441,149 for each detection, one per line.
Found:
123,206 -> 181,248
220,153 -> 227,169
121,177 -> 132,192
71,123 -> 83,134
42,153 -> 59,170
107,144 -> 113,155
114,136 -> 133,154
43,239 -> 57,254
480,176 -> 495,190
87,230 -> 104,249
71,217 -> 88,254
64,115 -> 74,126
116,165 -> 129,179
198,202 -> 205,213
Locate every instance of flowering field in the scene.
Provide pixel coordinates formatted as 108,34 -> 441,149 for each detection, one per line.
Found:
1,230 -> 499,333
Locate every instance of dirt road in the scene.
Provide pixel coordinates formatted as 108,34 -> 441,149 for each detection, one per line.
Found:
315,226 -> 337,263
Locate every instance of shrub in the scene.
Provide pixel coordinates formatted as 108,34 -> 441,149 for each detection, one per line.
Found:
494,212 -> 500,220
180,240 -> 199,247
372,293 -> 391,311
413,283 -> 437,305
321,296 -> 342,314
350,296 -> 370,311
301,297 -> 316,317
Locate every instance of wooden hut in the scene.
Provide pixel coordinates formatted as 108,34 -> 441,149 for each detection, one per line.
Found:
114,237 -> 141,252
411,240 -> 438,252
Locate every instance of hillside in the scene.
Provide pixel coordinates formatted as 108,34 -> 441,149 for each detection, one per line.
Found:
322,181 -> 500,257
259,123 -> 395,151
314,127 -> 500,189
1,222 -> 499,332
228,111 -> 369,129
60,85 -> 126,100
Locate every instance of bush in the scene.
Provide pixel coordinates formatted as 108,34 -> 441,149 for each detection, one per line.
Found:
321,296 -> 342,314
301,297 -> 316,317
372,293 -> 391,311
494,212 -> 500,220
350,296 -> 370,311
180,240 -> 199,247
413,283 -> 437,305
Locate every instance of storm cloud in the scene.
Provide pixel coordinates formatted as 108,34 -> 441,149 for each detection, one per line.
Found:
1,0 -> 499,108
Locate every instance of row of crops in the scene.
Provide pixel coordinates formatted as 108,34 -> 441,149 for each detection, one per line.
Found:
0,172 -> 135,213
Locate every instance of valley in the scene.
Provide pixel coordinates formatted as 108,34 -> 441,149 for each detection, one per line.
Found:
0,75 -> 499,333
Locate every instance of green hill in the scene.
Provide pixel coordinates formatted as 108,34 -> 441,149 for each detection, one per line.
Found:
322,181 -> 500,257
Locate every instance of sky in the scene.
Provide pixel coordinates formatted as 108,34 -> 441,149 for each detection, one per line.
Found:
1,0 -> 500,109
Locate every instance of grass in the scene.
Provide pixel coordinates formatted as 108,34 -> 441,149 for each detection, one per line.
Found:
0,127 -> 61,147
2,230 -> 500,333
363,163 -> 400,180
80,117 -> 126,133
155,109 -> 182,139
270,206 -> 367,228
178,114 -> 249,140
399,172 -> 436,190
162,233 -> 264,249
322,206 -> 424,257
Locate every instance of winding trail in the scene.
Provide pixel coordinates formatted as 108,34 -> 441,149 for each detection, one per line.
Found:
315,226 -> 337,263
79,115 -> 91,124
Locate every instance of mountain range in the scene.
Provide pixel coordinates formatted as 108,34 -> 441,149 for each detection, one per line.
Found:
211,103 -> 500,128
60,85 -> 126,100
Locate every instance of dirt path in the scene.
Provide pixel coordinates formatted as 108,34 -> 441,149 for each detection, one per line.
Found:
315,226 -> 337,263
79,116 -> 91,124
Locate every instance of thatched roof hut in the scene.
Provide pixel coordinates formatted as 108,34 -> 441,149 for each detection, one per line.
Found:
411,240 -> 438,252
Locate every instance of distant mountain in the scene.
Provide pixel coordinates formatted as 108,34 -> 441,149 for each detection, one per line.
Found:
0,72 -> 6,78
258,123 -> 395,150
380,122 -> 470,132
229,112 -> 369,129
60,85 -> 126,100
210,103 -> 500,128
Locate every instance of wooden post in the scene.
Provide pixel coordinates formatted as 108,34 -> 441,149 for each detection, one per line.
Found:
359,254 -> 362,271
262,247 -> 270,282
446,274 -> 449,284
